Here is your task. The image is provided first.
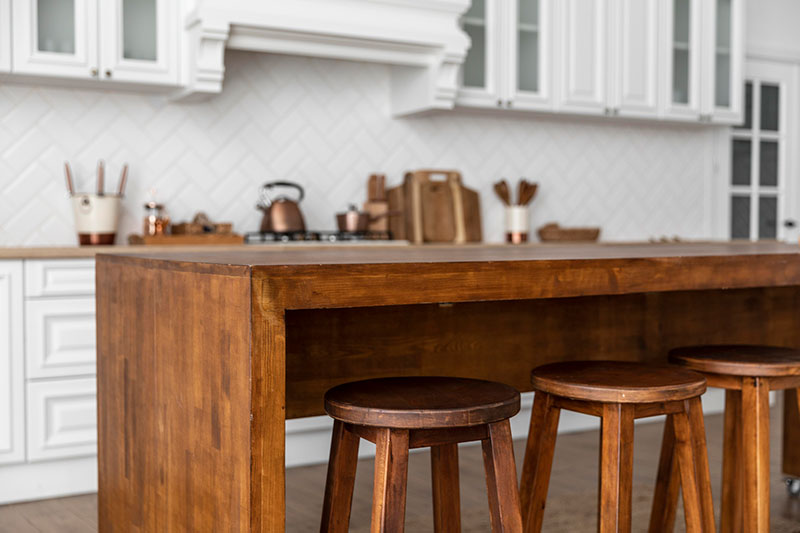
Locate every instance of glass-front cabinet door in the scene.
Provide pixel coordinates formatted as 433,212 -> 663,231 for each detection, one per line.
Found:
702,0 -> 743,123
12,0 -> 99,79
661,0 -> 702,120
506,0 -> 551,111
99,0 -> 178,85
458,0 -> 502,107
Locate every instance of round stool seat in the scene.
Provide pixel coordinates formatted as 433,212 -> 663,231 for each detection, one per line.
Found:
531,361 -> 706,403
324,376 -> 520,429
669,345 -> 800,377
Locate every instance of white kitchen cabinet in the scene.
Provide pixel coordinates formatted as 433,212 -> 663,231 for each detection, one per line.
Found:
24,259 -> 95,297
507,0 -> 553,111
99,0 -> 179,85
458,0 -> 504,108
11,0 -> 178,86
660,0 -> 702,121
0,261 -> 25,466
27,378 -> 97,462
25,298 -> 96,379
0,0 -> 11,72
700,0 -> 743,124
555,0 -> 608,115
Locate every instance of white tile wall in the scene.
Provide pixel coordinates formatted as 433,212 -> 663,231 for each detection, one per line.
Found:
0,51 -> 718,245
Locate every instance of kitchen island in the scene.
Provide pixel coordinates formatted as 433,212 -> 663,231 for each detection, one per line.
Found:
96,242 -> 800,532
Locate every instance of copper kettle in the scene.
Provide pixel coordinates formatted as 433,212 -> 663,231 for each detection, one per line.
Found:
257,181 -> 306,233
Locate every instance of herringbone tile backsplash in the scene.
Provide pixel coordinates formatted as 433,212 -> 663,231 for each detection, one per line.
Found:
0,50 -> 716,245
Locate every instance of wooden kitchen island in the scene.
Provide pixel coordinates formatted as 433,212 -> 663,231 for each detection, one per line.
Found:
96,242 -> 800,532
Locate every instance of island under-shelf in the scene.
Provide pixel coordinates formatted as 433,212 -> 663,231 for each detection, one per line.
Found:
95,242 -> 800,532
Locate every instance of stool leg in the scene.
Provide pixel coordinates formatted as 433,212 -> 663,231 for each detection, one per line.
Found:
598,403 -> 635,533
648,415 -> 679,533
482,420 -> 523,533
686,397 -> 716,533
371,428 -> 410,533
673,405 -> 705,533
721,390 -> 743,533
321,420 -> 360,533
520,392 -> 560,533
431,443 -> 461,533
741,377 -> 770,533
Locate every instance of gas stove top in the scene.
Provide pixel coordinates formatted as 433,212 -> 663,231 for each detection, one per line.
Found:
245,230 -> 394,244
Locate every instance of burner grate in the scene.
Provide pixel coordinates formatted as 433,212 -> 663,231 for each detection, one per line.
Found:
245,230 -> 393,244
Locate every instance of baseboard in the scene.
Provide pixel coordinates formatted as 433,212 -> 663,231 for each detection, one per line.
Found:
0,456 -> 97,505
285,389 -> 728,467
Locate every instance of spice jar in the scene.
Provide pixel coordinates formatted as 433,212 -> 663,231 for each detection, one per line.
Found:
143,202 -> 169,236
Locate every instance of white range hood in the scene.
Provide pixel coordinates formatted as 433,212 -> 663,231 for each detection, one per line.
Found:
182,0 -> 471,115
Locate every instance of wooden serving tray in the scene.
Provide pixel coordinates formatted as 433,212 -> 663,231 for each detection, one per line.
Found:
128,234 -> 244,245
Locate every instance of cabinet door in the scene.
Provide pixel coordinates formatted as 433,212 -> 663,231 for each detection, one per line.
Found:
0,261 -> 25,466
702,0 -> 743,124
608,0 -> 659,118
660,0 -> 702,120
458,0 -> 504,108
506,0 -> 553,111
555,0 -> 608,115
0,0 -> 10,72
27,378 -> 97,461
25,298 -> 96,379
99,0 -> 179,85
11,0 -> 99,79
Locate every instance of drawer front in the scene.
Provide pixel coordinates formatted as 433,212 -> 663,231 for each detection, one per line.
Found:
27,378 -> 97,462
24,260 -> 95,297
26,298 -> 96,379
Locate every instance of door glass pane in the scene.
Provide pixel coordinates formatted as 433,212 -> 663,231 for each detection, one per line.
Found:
518,0 -> 540,93
758,196 -> 777,239
715,0 -> 731,107
760,84 -> 780,131
732,140 -> 751,186
462,0 -> 486,89
123,0 -> 157,61
759,141 -> 779,187
731,195 -> 750,239
736,82 -> 752,130
37,0 -> 75,54
672,0 -> 690,104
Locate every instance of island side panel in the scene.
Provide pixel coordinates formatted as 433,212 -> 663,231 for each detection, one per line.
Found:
785,389 -> 800,477
97,257 -> 253,531
250,277 -> 287,533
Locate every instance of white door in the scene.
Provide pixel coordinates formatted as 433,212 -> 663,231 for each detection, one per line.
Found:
99,0 -> 179,85
505,0 -> 553,111
0,0 -> 10,72
701,0 -> 744,124
607,0 -> 659,118
458,0 -> 504,108
728,60 -> 798,242
12,0 -> 99,79
659,0 -> 702,121
0,261 -> 25,466
555,0 -> 608,115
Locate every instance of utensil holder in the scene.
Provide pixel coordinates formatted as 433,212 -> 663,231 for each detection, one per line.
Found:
71,194 -> 120,245
505,206 -> 529,244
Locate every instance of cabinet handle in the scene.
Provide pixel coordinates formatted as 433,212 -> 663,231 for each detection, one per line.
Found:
90,68 -> 98,77
105,69 -> 112,79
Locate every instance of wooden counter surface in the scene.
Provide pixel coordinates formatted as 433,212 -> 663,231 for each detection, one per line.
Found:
96,241 -> 800,532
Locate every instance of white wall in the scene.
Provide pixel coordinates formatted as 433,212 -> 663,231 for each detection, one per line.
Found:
0,51 -> 716,246
746,0 -> 800,57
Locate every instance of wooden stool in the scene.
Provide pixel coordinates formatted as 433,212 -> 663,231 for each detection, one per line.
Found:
659,345 -> 800,533
519,361 -> 715,533
320,376 -> 523,533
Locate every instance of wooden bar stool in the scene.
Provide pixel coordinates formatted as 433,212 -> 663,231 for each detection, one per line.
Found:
653,345 -> 800,533
519,361 -> 715,533
320,376 -> 523,533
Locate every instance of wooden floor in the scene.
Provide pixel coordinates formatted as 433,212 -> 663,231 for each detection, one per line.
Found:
2,411 -> 799,532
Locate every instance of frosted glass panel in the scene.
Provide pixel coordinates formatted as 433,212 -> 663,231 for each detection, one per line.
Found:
760,84 -> 779,131
463,24 -> 486,88
673,0 -> 690,43
519,0 -> 539,25
731,195 -> 750,239
736,82 -> 752,130
714,0 -> 731,107
758,196 -> 777,239
716,0 -> 731,48
465,0 -> 485,19
731,140 -> 751,186
37,0 -> 75,54
759,141 -> 778,187
123,0 -> 157,61
518,0 -> 539,93
673,50 -> 689,104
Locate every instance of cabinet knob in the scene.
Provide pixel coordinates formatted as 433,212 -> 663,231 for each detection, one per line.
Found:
90,68 -> 98,77
497,99 -> 503,107
105,69 -> 112,79
506,100 -> 513,108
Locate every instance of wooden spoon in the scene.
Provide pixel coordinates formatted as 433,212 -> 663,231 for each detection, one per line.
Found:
493,180 -> 511,206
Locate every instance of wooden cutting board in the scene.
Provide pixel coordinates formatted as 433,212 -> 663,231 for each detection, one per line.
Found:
128,234 -> 244,245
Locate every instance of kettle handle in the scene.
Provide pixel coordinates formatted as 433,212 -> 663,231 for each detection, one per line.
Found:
260,181 -> 305,207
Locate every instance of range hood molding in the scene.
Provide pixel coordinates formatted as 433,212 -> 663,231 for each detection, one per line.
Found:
181,0 -> 471,115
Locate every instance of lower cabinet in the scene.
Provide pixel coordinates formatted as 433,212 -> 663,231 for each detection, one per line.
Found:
0,261 -> 25,466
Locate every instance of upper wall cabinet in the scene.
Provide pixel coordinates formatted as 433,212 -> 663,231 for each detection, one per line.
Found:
700,0 -> 743,124
11,0 -> 178,86
0,0 -> 10,72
